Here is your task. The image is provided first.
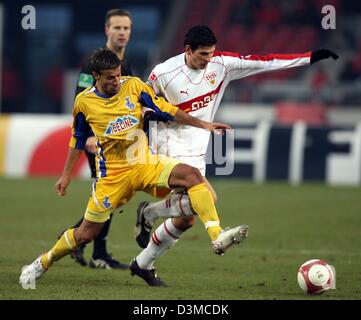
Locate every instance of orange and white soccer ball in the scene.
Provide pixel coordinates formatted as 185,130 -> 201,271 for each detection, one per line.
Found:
297,259 -> 336,295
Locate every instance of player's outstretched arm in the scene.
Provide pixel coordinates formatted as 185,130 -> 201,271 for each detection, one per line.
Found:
138,89 -> 231,133
310,48 -> 339,65
222,48 -> 339,80
55,147 -> 83,196
173,109 -> 231,133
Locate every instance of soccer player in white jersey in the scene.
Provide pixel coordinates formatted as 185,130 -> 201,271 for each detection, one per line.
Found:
131,25 -> 338,286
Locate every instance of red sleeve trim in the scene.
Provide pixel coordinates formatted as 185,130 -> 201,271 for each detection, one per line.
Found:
213,51 -> 312,61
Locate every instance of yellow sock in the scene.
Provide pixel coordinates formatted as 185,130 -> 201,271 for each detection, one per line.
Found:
188,183 -> 222,241
41,229 -> 78,269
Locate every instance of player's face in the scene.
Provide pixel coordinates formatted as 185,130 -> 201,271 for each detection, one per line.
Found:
106,16 -> 132,50
185,45 -> 215,70
94,67 -> 121,96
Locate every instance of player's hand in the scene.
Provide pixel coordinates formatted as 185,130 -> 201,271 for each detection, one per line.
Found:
204,122 -> 232,135
85,136 -> 97,154
55,175 -> 71,196
310,49 -> 339,65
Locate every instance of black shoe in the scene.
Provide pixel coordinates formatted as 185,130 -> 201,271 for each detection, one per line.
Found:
70,245 -> 87,267
130,259 -> 167,287
135,201 -> 153,249
89,253 -> 129,270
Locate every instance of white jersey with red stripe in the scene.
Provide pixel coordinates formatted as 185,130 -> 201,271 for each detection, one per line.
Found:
147,51 -> 311,175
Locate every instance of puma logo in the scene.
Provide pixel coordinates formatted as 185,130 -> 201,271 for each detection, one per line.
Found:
180,88 -> 189,96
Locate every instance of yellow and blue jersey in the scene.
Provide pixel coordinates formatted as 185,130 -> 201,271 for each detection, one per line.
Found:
69,76 -> 178,179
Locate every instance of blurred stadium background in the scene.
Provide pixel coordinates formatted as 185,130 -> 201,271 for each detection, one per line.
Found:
1,0 -> 361,300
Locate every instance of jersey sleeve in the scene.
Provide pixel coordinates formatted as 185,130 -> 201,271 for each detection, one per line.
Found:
69,98 -> 93,149
137,79 -> 178,122
75,55 -> 94,96
145,66 -> 164,96
214,51 -> 311,81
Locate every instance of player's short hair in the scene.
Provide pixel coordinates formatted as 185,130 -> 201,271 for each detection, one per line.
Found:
184,25 -> 217,51
105,9 -> 132,27
90,49 -> 121,74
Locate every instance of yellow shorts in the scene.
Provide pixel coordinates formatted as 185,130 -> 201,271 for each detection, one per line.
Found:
84,154 -> 180,223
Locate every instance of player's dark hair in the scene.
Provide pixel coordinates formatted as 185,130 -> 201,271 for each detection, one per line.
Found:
90,49 -> 121,74
105,9 -> 132,27
184,25 -> 217,51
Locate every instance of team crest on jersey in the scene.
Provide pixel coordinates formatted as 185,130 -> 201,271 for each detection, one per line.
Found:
205,71 -> 217,86
125,96 -> 135,110
105,115 -> 139,135
103,196 -> 111,209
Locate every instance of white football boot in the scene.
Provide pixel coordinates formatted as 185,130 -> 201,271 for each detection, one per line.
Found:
19,256 -> 46,287
212,225 -> 249,255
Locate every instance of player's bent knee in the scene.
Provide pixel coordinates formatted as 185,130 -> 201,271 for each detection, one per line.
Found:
184,166 -> 203,188
183,215 -> 196,227
76,232 -> 95,245
75,227 -> 99,245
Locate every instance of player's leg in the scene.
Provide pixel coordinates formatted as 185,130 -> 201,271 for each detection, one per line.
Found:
134,177 -> 216,270
135,176 -> 218,248
136,190 -> 192,225
57,216 -> 87,266
131,217 -> 187,287
131,160 -> 213,286
203,177 -> 218,203
85,146 -> 128,269
130,160 -> 180,287
168,164 -> 249,254
19,219 -> 105,286
165,164 -> 223,240
135,189 -> 194,248
135,216 -> 195,274
131,162 -> 202,277
71,217 -> 84,228
62,217 -> 87,266
89,213 -> 129,270
65,148 -> 96,267
19,174 -> 130,285
169,176 -> 217,237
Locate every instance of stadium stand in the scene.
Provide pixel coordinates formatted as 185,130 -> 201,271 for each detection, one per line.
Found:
171,0 -> 361,111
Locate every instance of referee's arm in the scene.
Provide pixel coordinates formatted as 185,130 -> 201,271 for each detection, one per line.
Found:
75,56 -> 94,96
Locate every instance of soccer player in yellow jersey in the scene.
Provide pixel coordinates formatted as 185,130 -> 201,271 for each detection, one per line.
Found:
19,49 -> 239,287
68,8 -> 134,269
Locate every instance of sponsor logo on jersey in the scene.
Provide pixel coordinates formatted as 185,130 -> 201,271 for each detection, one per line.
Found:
190,93 -> 216,112
205,71 -> 217,86
177,81 -> 223,113
105,115 -> 139,135
125,96 -> 135,110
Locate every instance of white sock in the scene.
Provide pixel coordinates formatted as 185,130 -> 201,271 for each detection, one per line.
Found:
144,192 -> 193,225
136,218 -> 184,270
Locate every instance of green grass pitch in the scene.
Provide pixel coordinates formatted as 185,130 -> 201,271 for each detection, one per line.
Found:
1,177 -> 360,300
